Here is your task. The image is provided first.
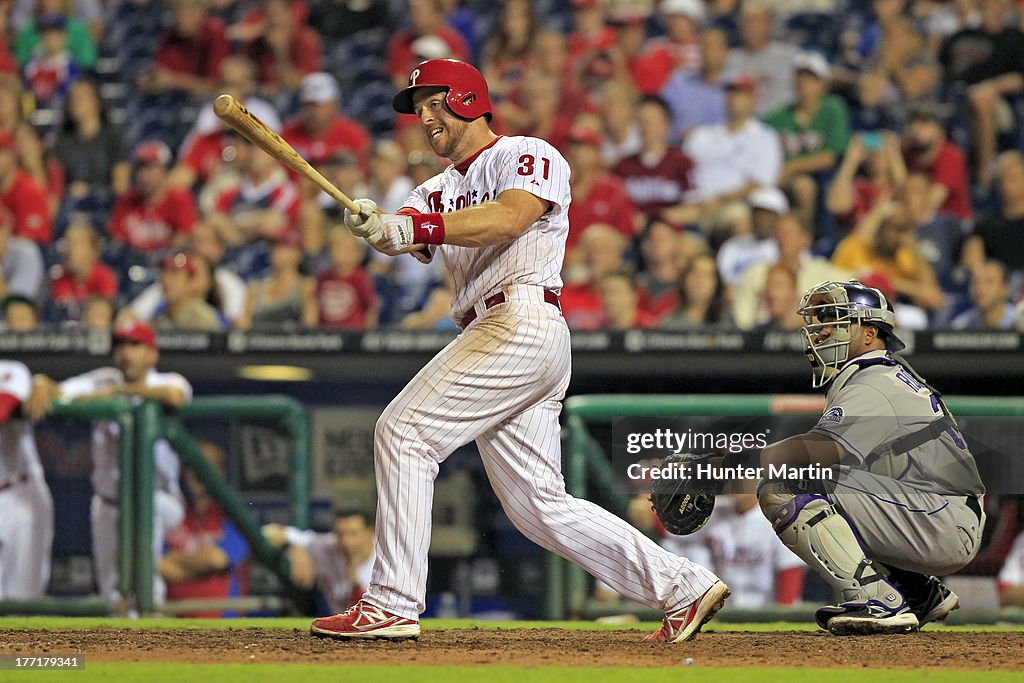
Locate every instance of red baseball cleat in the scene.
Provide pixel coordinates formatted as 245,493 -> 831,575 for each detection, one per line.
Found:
644,581 -> 730,643
310,600 -> 421,640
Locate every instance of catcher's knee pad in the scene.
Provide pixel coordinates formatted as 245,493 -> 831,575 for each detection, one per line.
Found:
758,484 -> 900,605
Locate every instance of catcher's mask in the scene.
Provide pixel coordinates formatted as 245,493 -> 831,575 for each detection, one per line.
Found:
798,280 -> 905,388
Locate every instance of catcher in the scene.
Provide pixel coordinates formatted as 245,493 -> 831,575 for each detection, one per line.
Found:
653,280 -> 985,635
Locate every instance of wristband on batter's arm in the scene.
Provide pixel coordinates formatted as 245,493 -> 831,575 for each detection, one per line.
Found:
410,212 -> 446,244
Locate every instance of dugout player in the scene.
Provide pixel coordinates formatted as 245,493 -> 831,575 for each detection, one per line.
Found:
310,58 -> 728,642
0,360 -> 54,600
757,280 -> 985,635
28,321 -> 190,606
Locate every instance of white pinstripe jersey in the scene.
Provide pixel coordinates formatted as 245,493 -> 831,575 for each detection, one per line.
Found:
401,136 -> 571,324
0,360 -> 42,482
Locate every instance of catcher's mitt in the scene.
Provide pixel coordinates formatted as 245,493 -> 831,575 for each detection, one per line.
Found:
649,452 -> 722,536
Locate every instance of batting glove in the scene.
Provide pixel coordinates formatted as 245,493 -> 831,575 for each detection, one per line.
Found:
367,213 -> 446,256
343,198 -> 380,238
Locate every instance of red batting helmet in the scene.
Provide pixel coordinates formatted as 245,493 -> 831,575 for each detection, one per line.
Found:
392,59 -> 492,122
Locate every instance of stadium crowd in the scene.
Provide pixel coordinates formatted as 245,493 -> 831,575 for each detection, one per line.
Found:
0,0 -> 1021,333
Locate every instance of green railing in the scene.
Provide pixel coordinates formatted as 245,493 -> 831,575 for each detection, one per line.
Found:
551,393 -> 1024,621
0,395 -> 312,617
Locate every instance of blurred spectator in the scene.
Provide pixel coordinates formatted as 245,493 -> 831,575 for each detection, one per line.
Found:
664,493 -> 805,608
399,266 -> 455,331
0,6 -> 16,76
481,0 -> 538,104
726,1 -> 801,115
598,80 -> 641,166
599,271 -> 655,329
635,219 -> 682,322
182,56 -> 280,151
903,171 -> 967,295
732,214 -> 850,329
766,52 -> 850,229
612,95 -> 695,226
143,0 -> 229,96
440,0 -> 477,61
902,101 -> 973,221
965,150 -> 1024,292
659,253 -> 729,329
80,295 -> 112,330
566,0 -> 615,76
0,75 -> 46,187
716,186 -> 788,286
22,14 -> 82,107
845,0 -> 909,69
367,141 -> 413,212
307,0 -> 392,41
661,26 -> 729,142
529,29 -> 594,123
675,74 -> 782,236
0,129 -> 51,245
512,71 -> 575,153
832,200 -> 945,311
150,250 -> 226,331
235,230 -> 316,330
49,222 -> 117,317
262,508 -> 376,615
206,131 -> 300,278
604,4 -> 651,93
940,0 -> 1024,187
826,131 -> 907,232
0,218 -> 43,302
14,0 -> 95,69
240,0 -> 322,94
2,294 -> 38,330
316,227 -> 377,329
561,224 -> 629,330
282,72 -> 371,170
998,526 -> 1024,607
951,259 -> 1016,329
131,222 -> 246,326
12,0 -> 102,41
631,0 -> 702,94
161,440 -> 250,618
757,264 -> 804,331
52,80 -> 129,206
922,0 -> 982,55
303,151 -> 368,258
565,125 -> 635,250
109,141 -> 197,255
386,0 -> 468,87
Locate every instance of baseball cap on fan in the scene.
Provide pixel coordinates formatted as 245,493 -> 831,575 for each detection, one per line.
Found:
133,140 -> 172,166
748,186 -> 789,214
160,250 -> 197,275
794,52 -> 830,79
724,73 -> 758,92
567,125 -> 603,147
113,320 -> 157,349
660,0 -> 705,23
300,72 -> 340,104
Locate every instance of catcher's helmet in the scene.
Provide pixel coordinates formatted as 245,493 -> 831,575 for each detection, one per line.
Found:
798,280 -> 905,388
392,59 -> 492,122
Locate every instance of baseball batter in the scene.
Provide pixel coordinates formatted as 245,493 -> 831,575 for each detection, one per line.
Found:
0,360 -> 53,600
30,321 -> 190,605
310,59 -> 728,642
757,280 -> 986,634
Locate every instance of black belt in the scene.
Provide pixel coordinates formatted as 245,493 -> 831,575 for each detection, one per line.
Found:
0,473 -> 28,492
460,290 -> 561,329
966,495 -> 982,523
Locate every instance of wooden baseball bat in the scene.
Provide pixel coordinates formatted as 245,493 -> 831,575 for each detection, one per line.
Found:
213,93 -> 364,215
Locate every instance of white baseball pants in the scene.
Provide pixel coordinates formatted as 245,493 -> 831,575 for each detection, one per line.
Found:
364,290 -> 718,619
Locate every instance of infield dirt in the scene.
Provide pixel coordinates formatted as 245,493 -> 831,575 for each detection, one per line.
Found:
0,628 -> 1021,670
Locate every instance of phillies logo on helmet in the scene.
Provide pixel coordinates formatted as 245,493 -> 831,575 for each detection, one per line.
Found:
392,59 -> 492,122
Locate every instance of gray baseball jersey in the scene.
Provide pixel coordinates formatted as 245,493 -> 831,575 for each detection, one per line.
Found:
811,350 -> 984,497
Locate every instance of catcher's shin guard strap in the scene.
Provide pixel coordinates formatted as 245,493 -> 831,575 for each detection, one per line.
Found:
758,484 -> 904,608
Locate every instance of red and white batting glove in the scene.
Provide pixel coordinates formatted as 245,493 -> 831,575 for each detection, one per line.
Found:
367,213 -> 446,256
